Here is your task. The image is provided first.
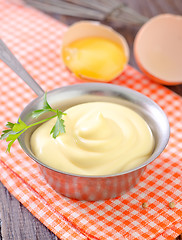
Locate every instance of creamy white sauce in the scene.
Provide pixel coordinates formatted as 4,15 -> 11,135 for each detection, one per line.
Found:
30,102 -> 154,175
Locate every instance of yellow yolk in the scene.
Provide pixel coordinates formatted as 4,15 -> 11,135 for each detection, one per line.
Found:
62,37 -> 127,81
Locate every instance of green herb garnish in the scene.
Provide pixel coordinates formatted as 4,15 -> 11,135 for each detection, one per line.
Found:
0,93 -> 66,153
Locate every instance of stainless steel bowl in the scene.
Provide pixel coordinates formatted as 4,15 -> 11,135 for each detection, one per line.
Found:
18,83 -> 170,201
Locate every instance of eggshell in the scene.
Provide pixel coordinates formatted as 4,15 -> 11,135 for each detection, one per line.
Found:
61,21 -> 129,82
134,14 -> 182,85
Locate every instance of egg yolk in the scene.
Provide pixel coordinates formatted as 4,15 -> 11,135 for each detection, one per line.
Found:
62,37 -> 127,82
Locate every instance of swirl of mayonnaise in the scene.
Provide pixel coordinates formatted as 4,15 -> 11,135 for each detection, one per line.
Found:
30,102 -> 154,176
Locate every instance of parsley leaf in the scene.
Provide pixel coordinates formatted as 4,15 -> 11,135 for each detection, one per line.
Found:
12,118 -> 27,132
43,92 -> 52,110
50,110 -> 66,138
31,109 -> 51,119
0,129 -> 15,140
0,93 -> 66,152
6,122 -> 15,129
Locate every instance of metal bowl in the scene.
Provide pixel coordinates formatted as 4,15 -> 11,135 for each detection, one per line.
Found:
18,83 -> 170,201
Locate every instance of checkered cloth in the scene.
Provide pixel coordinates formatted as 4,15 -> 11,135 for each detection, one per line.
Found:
0,0 -> 182,239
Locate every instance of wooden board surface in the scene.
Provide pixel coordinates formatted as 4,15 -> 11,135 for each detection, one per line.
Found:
0,0 -> 182,239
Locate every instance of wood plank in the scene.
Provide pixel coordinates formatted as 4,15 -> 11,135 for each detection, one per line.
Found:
0,182 -> 59,240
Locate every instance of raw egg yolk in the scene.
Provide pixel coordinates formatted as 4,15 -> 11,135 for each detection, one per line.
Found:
62,37 -> 127,82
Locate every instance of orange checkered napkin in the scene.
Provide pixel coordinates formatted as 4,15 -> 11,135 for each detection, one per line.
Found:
0,1 -> 182,239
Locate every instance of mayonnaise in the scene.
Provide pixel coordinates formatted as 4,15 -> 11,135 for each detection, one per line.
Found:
30,102 -> 154,176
